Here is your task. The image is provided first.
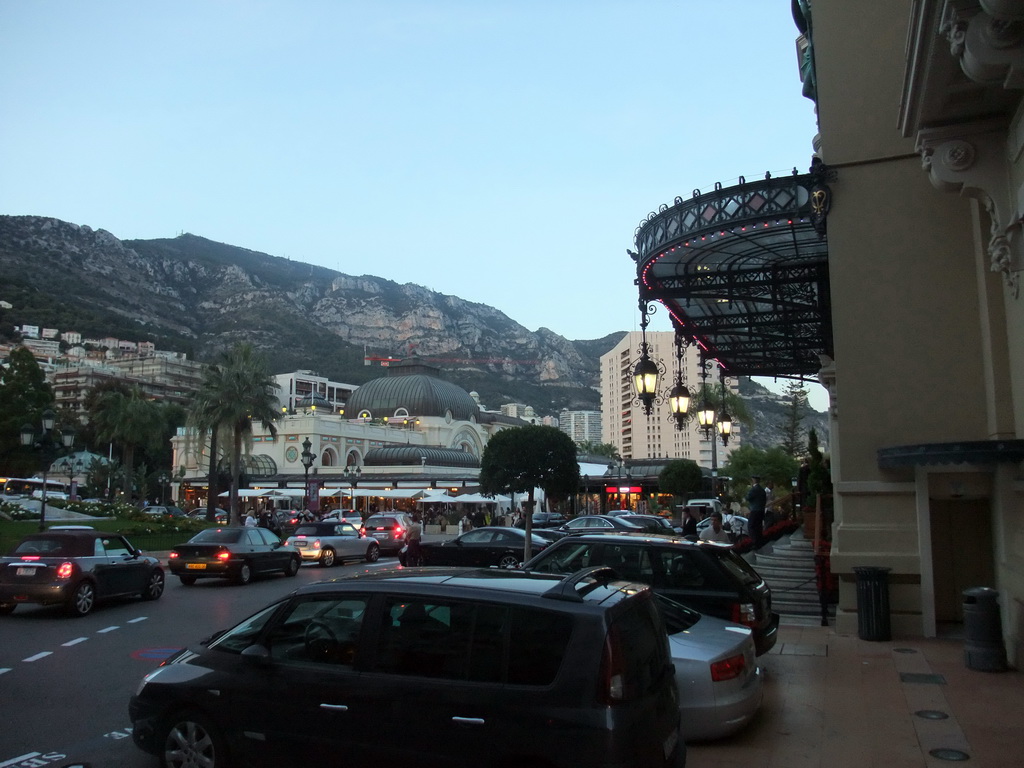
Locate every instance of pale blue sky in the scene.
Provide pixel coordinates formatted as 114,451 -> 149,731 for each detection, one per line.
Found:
1,0 -> 826,408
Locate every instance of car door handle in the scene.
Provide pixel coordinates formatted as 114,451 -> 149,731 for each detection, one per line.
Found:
451,716 -> 484,725
319,704 -> 349,711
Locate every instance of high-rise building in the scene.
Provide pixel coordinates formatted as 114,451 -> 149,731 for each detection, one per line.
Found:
558,410 -> 602,446
600,331 -> 739,467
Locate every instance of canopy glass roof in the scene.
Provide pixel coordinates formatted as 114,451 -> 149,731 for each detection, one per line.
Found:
633,166 -> 833,377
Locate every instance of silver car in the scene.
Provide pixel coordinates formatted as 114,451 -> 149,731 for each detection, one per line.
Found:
284,521 -> 380,567
657,595 -> 763,741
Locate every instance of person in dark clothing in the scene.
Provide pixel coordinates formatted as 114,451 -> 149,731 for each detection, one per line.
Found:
746,476 -> 767,548
680,507 -> 700,538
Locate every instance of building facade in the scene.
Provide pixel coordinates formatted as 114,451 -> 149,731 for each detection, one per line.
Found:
559,409 -> 602,446
273,370 -> 359,414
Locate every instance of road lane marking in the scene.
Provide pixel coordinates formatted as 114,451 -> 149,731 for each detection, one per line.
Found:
62,637 -> 88,647
23,652 -> 52,662
0,753 -> 41,768
97,626 -> 119,633
128,616 -> 147,623
0,668 -> 11,676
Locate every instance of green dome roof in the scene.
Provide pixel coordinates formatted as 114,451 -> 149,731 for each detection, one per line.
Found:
346,364 -> 479,421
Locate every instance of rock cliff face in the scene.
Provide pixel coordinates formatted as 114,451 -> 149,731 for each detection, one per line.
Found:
0,215 -> 613,413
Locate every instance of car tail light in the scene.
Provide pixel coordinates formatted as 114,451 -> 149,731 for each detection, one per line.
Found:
56,562 -> 74,579
598,628 -> 626,704
360,526 -> 366,536
394,525 -> 404,537
729,602 -> 757,627
168,552 -> 179,559
20,556 -> 41,561
710,654 -> 746,682
312,539 -> 321,550
216,550 -> 232,561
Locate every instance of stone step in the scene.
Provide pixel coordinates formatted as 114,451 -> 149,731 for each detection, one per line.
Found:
753,552 -> 816,571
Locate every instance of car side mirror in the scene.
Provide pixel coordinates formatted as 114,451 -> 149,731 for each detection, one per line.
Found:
241,644 -> 271,667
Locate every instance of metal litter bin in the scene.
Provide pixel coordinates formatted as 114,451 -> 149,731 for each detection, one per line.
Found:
963,587 -> 1007,672
854,566 -> 891,641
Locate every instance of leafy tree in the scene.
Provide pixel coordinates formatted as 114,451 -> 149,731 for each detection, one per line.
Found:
806,428 -> 832,505
479,425 -> 579,560
658,459 -> 704,501
576,441 -> 618,457
188,343 -> 280,525
0,347 -> 55,476
721,444 -> 799,504
90,387 -> 166,499
780,381 -> 809,458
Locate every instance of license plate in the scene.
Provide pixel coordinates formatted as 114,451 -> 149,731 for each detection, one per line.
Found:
16,567 -> 35,577
372,533 -> 388,539
186,563 -> 207,570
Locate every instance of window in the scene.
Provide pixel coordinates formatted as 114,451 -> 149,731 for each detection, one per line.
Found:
102,537 -> 131,558
266,596 -> 369,667
210,602 -> 284,654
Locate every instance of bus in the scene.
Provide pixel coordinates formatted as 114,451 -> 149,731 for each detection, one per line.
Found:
0,477 -> 68,499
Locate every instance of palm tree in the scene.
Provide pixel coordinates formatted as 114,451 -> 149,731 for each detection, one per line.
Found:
188,343 -> 280,525
91,387 -> 166,500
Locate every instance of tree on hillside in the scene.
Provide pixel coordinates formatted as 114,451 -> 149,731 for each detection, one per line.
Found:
91,387 -> 166,499
188,343 -> 279,525
0,346 -> 54,476
658,459 -> 704,507
479,425 -> 579,561
780,381 -> 809,458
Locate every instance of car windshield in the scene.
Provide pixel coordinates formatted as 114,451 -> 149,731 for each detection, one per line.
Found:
190,528 -> 245,544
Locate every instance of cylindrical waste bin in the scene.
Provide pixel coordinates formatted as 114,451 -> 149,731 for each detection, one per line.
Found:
963,587 -> 1007,672
854,566 -> 891,641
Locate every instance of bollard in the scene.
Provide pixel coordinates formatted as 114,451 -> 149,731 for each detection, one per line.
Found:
963,587 -> 1007,672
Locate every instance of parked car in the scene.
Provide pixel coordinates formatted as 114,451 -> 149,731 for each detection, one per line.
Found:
696,514 -> 749,539
657,594 -> 763,740
188,507 -> 229,521
142,505 -> 188,518
128,565 -> 685,768
684,498 -> 726,519
284,521 -> 380,567
360,513 -> 413,555
168,527 -> 301,585
0,526 -> 165,616
524,532 -> 779,655
619,514 -> 679,535
417,526 -> 551,568
516,511 -> 567,529
323,509 -> 362,525
556,515 -> 646,534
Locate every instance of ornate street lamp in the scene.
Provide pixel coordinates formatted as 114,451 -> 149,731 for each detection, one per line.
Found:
21,409 -> 75,531
668,330 -> 691,430
344,464 -> 361,512
158,471 -> 171,505
300,437 -> 316,511
631,299 -> 662,415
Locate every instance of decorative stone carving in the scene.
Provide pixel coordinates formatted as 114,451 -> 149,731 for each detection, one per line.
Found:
941,0 -> 1024,87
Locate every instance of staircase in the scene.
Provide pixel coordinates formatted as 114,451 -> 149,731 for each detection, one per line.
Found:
746,530 -> 835,625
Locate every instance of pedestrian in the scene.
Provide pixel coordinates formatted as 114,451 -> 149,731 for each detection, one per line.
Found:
244,510 -> 257,527
746,476 -> 767,548
404,513 -> 423,566
699,512 -> 732,543
680,506 -> 700,538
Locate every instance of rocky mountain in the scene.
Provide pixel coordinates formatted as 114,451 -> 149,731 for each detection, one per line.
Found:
0,214 -> 829,447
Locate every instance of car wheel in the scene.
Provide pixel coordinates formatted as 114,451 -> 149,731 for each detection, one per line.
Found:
66,581 -> 96,616
160,710 -> 229,768
319,547 -> 336,567
498,553 -> 520,569
179,576 -> 197,586
0,604 -> 15,615
235,562 -> 253,585
143,569 -> 165,601
284,556 -> 300,577
364,542 -> 380,563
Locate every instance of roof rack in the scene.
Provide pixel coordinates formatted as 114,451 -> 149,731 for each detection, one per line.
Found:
542,565 -> 620,603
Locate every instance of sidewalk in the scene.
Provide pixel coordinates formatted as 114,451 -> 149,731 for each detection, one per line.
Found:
687,620 -> 1024,768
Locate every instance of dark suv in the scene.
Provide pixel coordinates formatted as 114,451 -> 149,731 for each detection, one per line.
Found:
129,566 -> 685,768
524,533 -> 779,655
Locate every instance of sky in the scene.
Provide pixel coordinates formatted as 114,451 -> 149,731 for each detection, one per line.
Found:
0,0 -> 827,410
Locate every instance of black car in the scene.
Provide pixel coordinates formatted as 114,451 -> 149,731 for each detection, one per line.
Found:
168,527 -> 301,585
129,566 -> 685,768
418,527 -> 552,568
556,515 -> 646,534
619,514 -> 680,535
524,532 -> 780,655
518,511 -> 567,529
0,526 -> 165,616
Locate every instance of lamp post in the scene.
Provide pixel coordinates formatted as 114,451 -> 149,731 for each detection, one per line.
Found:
158,471 -> 170,505
300,437 -> 316,511
21,409 -> 75,531
63,455 -> 84,501
606,457 -> 632,511
344,465 -> 361,513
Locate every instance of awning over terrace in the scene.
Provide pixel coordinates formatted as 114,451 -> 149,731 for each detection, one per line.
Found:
632,163 -> 833,378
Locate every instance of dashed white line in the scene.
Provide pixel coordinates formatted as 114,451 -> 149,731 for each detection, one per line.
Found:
23,652 -> 52,662
128,616 -> 148,623
62,637 -> 88,647
97,626 -> 119,634
1,753 -> 42,768
0,668 -> 11,676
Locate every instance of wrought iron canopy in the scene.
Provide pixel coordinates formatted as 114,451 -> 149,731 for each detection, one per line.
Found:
633,165 -> 833,377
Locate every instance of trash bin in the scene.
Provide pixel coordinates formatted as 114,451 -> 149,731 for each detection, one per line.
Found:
963,587 -> 1007,672
853,566 -> 891,641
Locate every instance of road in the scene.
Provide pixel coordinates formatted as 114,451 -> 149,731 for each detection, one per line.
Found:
0,557 -> 396,768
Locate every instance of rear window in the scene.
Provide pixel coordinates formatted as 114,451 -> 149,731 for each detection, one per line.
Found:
373,596 -> 573,686
716,549 -> 765,585
294,525 -> 328,536
365,516 -> 399,527
190,528 -> 244,544
13,537 -> 85,557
